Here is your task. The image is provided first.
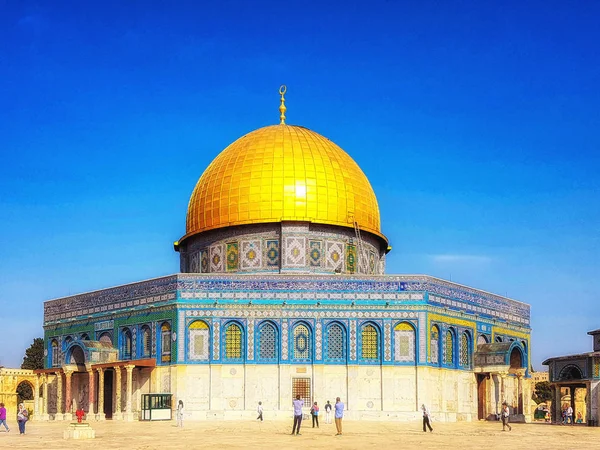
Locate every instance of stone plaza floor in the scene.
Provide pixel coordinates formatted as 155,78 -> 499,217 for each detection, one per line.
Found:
0,419 -> 597,449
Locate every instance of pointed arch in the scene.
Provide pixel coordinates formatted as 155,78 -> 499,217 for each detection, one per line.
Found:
394,321 -> 416,363
291,321 -> 312,362
430,324 -> 440,365
121,327 -> 132,360
188,320 -> 210,361
223,321 -> 244,361
160,321 -> 172,363
140,325 -> 152,358
325,321 -> 347,363
360,322 -> 380,362
257,321 -> 278,362
459,330 -> 472,367
444,328 -> 456,366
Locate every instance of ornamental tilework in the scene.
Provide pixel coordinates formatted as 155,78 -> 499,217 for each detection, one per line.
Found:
210,244 -> 225,272
241,240 -> 262,270
384,321 -> 392,361
265,240 -> 279,267
226,242 -> 239,272
346,244 -> 357,273
281,319 -> 288,360
132,326 -> 137,358
284,237 -> 306,267
308,240 -> 322,267
369,251 -> 376,274
350,320 -> 357,361
316,321 -> 322,360
247,319 -> 255,360
326,241 -> 344,271
190,252 -> 200,273
594,358 -> 600,378
418,312 -> 426,363
200,249 -> 209,273
213,319 -> 220,360
394,325 -> 416,362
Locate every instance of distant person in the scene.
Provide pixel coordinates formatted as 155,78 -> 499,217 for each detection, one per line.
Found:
176,400 -> 184,428
325,400 -> 332,424
291,395 -> 304,435
0,402 -> 9,432
17,403 -> 28,434
576,411 -> 583,424
421,404 -> 433,432
257,401 -> 263,422
501,402 -> 511,431
334,397 -> 344,436
311,402 -> 320,428
566,405 -> 573,425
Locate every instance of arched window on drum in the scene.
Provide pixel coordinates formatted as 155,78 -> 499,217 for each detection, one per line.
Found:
394,322 -> 415,363
188,320 -> 210,361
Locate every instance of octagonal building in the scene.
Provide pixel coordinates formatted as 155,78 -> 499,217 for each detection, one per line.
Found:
37,89 -> 532,423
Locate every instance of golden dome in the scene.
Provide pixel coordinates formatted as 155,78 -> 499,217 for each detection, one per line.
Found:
182,124 -> 386,244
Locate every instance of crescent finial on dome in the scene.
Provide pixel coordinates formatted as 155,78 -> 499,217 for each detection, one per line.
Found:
279,85 -> 287,124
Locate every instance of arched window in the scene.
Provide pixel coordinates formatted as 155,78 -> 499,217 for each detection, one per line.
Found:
224,323 -> 243,360
495,335 -> 503,343
459,331 -> 470,367
161,322 -> 172,363
394,322 -> 415,362
141,325 -> 152,358
188,320 -> 210,361
293,324 -> 311,361
361,324 -> 379,361
51,339 -> 59,367
430,325 -> 440,364
258,322 -> 277,361
326,323 -> 346,362
80,333 -> 90,340
122,328 -> 132,360
445,330 -> 454,365
98,332 -> 112,345
477,334 -> 489,347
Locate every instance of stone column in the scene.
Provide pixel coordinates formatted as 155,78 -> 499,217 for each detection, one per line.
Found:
555,384 -> 562,423
114,367 -> 123,420
124,364 -> 135,421
33,374 -> 40,421
500,373 -> 506,406
64,369 -> 74,421
41,374 -> 50,421
55,371 -> 63,421
97,368 -> 105,421
87,367 -> 95,418
516,373 -> 523,415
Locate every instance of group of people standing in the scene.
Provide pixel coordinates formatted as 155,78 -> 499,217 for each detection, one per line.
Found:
290,396 -> 345,436
0,402 -> 29,435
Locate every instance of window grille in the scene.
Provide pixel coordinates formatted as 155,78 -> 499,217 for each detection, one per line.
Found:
161,322 -> 171,363
460,332 -> 469,366
51,340 -> 59,367
327,323 -> 345,360
394,322 -> 415,362
122,329 -> 132,360
430,325 -> 439,364
259,323 -> 277,360
293,324 -> 310,360
188,320 -> 210,360
141,326 -> 151,357
361,324 -> 379,360
292,378 -> 311,405
445,330 -> 454,365
225,323 -> 242,360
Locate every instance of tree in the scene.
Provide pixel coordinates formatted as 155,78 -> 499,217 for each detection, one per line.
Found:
532,381 -> 553,404
21,337 -> 44,370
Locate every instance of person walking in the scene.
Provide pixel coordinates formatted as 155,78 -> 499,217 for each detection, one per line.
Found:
291,395 -> 304,435
324,400 -> 332,424
566,405 -> 573,425
421,404 -> 433,432
257,401 -> 263,422
334,397 -> 344,436
16,403 -> 28,434
176,400 -> 184,428
501,402 -> 512,431
0,402 -> 9,432
311,402 -> 320,428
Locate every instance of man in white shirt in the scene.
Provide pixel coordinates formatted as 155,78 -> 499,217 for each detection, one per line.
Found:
291,395 -> 304,435
421,404 -> 433,432
501,402 -> 512,431
566,405 -> 573,425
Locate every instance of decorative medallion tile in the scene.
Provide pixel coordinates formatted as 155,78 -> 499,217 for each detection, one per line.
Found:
210,244 -> 225,272
241,240 -> 262,270
265,240 -> 279,267
226,242 -> 239,272
308,240 -> 323,267
284,237 -> 306,267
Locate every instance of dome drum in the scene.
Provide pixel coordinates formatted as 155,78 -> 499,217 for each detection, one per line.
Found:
178,221 -> 386,275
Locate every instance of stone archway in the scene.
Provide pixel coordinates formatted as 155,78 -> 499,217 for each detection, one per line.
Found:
0,368 -> 38,421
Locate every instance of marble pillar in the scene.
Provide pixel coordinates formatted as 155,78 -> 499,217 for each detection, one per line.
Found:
87,368 -> 95,418
55,371 -> 64,421
114,367 -> 123,420
64,369 -> 73,421
41,374 -> 50,421
97,368 -> 105,421
33,374 -> 40,421
124,365 -> 134,422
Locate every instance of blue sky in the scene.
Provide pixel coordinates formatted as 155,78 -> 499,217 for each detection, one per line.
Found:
1,1 -> 598,370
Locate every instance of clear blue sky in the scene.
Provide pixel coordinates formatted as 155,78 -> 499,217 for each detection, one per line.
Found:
1,1 -> 598,370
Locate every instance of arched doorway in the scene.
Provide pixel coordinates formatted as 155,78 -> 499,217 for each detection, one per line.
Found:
16,380 -> 34,417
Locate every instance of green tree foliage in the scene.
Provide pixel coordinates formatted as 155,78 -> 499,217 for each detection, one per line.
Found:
21,337 -> 45,370
16,382 -> 33,403
532,381 -> 553,404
